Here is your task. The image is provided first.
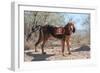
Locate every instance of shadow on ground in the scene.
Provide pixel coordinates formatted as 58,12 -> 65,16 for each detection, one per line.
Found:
72,45 -> 90,52
26,52 -> 55,61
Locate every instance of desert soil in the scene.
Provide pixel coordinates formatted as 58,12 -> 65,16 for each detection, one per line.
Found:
24,45 -> 90,62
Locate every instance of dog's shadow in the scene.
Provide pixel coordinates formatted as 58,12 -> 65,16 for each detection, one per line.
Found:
26,52 -> 55,61
72,45 -> 90,52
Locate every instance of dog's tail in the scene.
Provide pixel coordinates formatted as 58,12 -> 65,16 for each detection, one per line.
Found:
26,25 -> 41,41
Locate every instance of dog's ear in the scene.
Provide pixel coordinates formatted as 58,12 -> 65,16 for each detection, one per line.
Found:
72,25 -> 75,33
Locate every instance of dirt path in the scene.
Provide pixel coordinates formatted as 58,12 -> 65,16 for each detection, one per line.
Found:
24,45 -> 90,62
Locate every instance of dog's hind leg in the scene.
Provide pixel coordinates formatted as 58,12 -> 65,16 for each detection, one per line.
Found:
34,29 -> 43,52
41,40 -> 46,54
41,34 -> 49,54
35,38 -> 42,52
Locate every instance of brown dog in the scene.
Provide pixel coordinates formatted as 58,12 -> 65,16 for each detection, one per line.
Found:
27,22 -> 75,56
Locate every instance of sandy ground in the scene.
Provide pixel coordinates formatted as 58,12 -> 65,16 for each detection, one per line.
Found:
24,45 -> 90,62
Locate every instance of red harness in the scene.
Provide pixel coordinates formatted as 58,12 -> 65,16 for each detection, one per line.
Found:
55,27 -> 65,35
